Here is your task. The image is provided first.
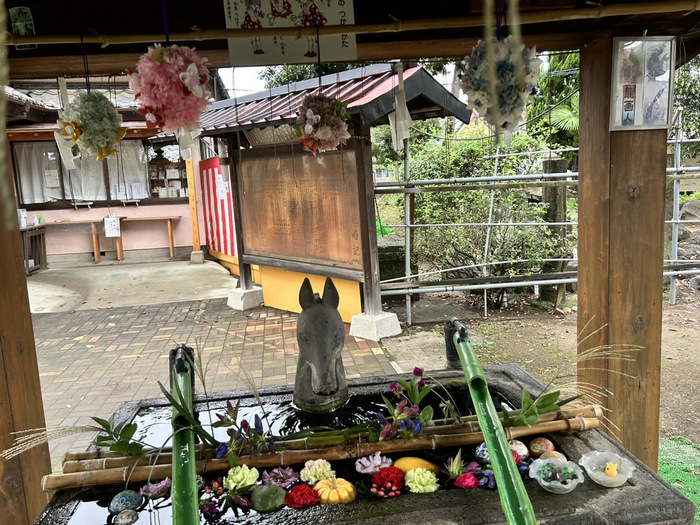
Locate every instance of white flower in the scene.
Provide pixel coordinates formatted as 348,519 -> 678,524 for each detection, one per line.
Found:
306,109 -> 320,123
304,123 -> 315,135
180,63 -> 204,98
315,126 -> 332,140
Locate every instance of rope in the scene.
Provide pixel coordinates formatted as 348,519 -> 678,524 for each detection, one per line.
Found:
161,0 -> 171,46
80,35 -> 91,93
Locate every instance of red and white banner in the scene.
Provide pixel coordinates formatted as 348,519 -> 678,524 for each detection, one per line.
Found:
199,157 -> 236,257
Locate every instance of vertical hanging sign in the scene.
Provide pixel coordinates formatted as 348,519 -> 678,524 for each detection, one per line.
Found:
223,0 -> 356,66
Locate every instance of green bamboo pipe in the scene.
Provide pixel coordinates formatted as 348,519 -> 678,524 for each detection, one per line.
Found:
451,318 -> 536,525
170,350 -> 200,525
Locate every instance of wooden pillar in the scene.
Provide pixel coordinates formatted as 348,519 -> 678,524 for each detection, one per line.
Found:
0,194 -> 52,525
186,156 -> 201,253
578,35 -> 664,469
353,117 -> 382,315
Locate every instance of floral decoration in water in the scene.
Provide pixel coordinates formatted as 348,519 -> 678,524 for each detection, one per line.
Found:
262,466 -> 300,488
300,458 -> 335,484
129,44 -> 211,157
285,483 -> 320,509
405,467 -> 439,493
223,464 -> 259,493
294,93 -> 351,156
355,451 -> 393,474
455,472 -> 480,489
370,466 -> 405,498
59,92 -> 127,161
459,35 -> 542,141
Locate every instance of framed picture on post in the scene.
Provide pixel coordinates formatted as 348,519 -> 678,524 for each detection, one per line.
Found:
610,36 -> 675,131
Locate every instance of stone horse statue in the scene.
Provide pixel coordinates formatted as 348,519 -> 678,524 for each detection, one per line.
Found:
293,277 -> 348,412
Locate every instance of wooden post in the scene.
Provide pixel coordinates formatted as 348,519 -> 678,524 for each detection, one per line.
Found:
228,135 -> 253,289
578,35 -> 664,469
0,184 -> 52,525
186,156 -> 201,253
353,117 -> 382,315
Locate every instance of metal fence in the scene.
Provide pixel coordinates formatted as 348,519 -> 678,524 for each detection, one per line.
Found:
374,118 -> 700,324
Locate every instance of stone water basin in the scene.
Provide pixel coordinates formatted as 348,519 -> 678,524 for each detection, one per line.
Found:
35,365 -> 695,524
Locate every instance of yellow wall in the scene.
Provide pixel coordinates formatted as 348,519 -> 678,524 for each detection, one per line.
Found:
259,267 -> 361,323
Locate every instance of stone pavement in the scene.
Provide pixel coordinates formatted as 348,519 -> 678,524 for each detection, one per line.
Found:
32,298 -> 403,473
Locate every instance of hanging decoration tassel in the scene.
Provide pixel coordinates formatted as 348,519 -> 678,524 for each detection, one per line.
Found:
459,0 -> 541,143
55,37 -> 126,163
294,17 -> 350,156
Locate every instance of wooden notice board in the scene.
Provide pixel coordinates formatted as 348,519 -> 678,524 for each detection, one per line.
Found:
238,150 -> 363,271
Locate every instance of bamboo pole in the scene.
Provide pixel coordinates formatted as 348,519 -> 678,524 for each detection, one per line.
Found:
60,405 -> 602,473
4,1 -> 699,47
42,416 -> 599,492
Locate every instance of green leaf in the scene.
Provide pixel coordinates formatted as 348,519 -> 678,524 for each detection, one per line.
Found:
536,391 -> 560,408
419,405 -> 434,425
525,413 -> 540,426
521,389 -> 532,410
381,393 -> 395,416
538,404 -> 561,415
501,404 -> 512,427
416,384 -> 435,403
119,423 -> 137,442
91,416 -> 112,431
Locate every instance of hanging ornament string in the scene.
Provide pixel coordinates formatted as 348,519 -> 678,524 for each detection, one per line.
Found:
161,0 -> 170,46
80,35 -> 90,93
315,17 -> 322,91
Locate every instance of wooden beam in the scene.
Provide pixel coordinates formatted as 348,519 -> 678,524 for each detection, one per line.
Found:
185,156 -> 201,253
577,35 -> 663,469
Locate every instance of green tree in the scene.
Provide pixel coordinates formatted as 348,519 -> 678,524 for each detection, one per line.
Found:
674,55 -> 700,159
527,51 -> 580,160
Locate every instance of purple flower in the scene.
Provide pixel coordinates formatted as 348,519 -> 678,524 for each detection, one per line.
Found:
199,500 -> 219,517
417,379 -> 426,388
355,451 -> 393,474
240,419 -> 249,433
404,404 -> 420,417
267,437 -> 276,452
233,495 -> 252,507
390,381 -> 404,395
413,367 -> 424,377
376,412 -> 388,426
379,423 -> 398,440
254,414 -> 263,435
412,421 -> 423,435
262,466 -> 299,488
215,443 -> 229,459
395,399 -> 408,413
466,461 -> 481,474
140,477 -> 172,499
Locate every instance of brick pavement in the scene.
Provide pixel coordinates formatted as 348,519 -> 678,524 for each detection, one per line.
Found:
32,298 -> 397,472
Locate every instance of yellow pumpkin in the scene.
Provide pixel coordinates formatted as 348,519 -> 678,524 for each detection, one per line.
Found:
393,457 -> 441,475
313,477 -> 356,504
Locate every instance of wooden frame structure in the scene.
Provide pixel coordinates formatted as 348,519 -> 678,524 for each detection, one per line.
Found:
2,2 -> 700,523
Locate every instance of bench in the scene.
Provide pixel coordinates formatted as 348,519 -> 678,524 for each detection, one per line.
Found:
119,216 -> 181,260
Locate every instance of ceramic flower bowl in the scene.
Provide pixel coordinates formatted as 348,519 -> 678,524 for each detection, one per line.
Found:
529,458 -> 585,494
578,451 -> 635,488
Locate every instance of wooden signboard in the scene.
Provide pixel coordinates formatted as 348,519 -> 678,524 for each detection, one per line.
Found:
237,149 -> 363,273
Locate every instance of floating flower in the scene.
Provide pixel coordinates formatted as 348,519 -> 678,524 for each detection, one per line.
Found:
262,466 -> 299,488
300,459 -> 335,485
370,466 -> 405,498
223,465 -> 259,493
285,484 -> 319,509
355,452 -> 393,475
140,477 -> 171,499
405,467 -> 439,493
455,472 -> 480,489
294,93 -> 351,156
60,92 -> 126,161
199,500 -> 220,517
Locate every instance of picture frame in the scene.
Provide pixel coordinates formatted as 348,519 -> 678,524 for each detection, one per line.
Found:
610,36 -> 675,131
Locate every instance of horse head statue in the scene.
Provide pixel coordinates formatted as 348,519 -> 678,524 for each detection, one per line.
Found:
293,277 -> 348,412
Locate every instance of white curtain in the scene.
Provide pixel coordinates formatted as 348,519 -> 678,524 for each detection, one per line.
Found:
14,142 -> 63,204
105,140 -> 149,199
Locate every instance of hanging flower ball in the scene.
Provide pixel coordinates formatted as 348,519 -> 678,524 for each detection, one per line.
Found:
129,44 -> 211,133
60,92 -> 126,161
459,35 -> 542,139
294,93 -> 351,156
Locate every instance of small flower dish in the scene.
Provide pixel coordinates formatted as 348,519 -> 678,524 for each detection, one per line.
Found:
529,458 -> 584,494
578,451 -> 635,487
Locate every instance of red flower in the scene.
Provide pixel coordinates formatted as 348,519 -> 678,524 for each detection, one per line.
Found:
285,484 -> 319,509
455,472 -> 479,489
371,466 -> 405,489
512,450 -> 521,464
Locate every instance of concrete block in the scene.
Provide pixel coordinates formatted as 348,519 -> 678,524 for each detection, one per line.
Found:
227,286 -> 264,311
190,251 -> 205,264
349,312 -> 401,341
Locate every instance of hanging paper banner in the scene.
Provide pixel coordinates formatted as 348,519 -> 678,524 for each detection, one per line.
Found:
223,0 -> 357,66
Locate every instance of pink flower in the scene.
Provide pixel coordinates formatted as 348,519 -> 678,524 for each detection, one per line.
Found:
455,472 -> 479,489
413,367 -> 424,377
